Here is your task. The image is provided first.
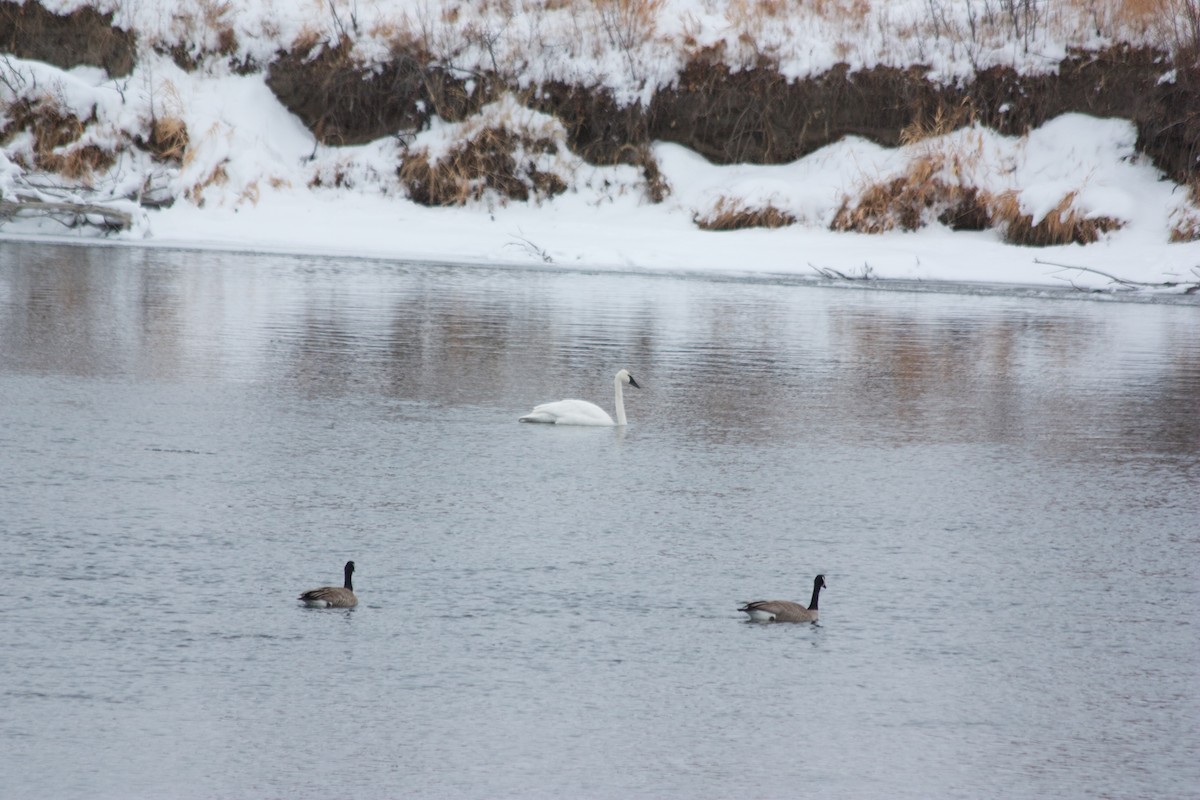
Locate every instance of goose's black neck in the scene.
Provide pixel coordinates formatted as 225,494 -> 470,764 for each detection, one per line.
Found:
809,579 -> 822,611
343,563 -> 354,591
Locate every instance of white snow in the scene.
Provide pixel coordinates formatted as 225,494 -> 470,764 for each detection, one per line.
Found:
2,1 -> 1198,295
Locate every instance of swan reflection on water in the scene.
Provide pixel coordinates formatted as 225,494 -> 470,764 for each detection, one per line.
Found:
519,369 -> 641,426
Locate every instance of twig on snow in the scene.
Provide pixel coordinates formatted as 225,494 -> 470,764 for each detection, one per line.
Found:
1036,258 -> 1200,294
809,262 -> 876,281
507,232 -> 553,263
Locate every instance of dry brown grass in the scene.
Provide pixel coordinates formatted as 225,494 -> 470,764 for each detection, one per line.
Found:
183,161 -> 229,206
1168,181 -> 1200,241
989,190 -> 1123,245
147,115 -> 189,163
831,154 -> 974,233
2,96 -> 83,154
831,149 -> 1124,245
811,0 -> 872,22
46,144 -> 115,180
1153,0 -> 1200,62
202,0 -> 238,53
693,196 -> 795,230
900,100 -> 976,146
399,126 -> 567,206
592,0 -> 666,55
161,0 -> 238,64
290,25 -> 324,53
638,144 -> 670,203
0,95 -> 115,180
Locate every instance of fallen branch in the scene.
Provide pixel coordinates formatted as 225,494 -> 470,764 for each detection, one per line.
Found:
1036,258 -> 1200,293
0,198 -> 132,231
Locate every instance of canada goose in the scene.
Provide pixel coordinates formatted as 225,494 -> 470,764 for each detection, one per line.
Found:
739,574 -> 826,623
519,369 -> 641,426
299,560 -> 358,608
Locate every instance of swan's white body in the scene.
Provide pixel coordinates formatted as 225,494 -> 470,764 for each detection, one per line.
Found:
520,369 -> 640,426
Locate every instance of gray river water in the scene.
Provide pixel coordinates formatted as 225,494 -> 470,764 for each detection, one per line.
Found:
1,241 -> 1198,799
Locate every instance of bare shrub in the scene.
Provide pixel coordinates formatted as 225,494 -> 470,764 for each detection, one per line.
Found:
592,0 -> 665,81
1155,0 -> 1200,63
593,0 -> 664,50
694,196 -> 795,230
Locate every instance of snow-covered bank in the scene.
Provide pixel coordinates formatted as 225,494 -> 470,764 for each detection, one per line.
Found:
6,160 -> 1199,297
2,52 -> 1197,295
2,1 -> 1199,296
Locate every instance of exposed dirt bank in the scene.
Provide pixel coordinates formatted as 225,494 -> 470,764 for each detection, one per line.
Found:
0,1 -> 135,77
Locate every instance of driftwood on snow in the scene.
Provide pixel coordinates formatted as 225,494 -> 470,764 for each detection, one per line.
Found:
0,198 -> 132,231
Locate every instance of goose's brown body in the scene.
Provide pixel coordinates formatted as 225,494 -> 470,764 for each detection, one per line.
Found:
299,561 -> 357,608
740,575 -> 825,623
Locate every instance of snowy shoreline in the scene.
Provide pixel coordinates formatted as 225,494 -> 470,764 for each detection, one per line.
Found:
5,201 -> 1198,305
3,2 -> 1199,298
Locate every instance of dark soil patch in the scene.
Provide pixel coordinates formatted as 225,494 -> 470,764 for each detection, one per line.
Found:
646,45 -> 1193,185
650,57 -> 944,164
265,37 -> 496,146
0,0 -> 135,77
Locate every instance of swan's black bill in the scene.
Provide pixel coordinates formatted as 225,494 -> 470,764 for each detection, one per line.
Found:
628,375 -> 641,388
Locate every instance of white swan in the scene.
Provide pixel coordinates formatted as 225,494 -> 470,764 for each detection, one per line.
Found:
519,369 -> 641,426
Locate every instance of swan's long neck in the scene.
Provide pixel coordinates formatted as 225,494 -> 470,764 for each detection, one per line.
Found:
808,581 -> 821,611
613,374 -> 627,426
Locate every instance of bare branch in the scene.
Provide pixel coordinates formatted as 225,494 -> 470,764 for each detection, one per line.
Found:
1035,258 -> 1200,293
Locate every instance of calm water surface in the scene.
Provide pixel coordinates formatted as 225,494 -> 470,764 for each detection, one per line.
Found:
1,241 -> 1198,799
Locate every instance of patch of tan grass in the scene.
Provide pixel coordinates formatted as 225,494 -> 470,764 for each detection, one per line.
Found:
2,96 -> 83,156
1168,182 -> 1200,242
831,153 -> 973,233
900,100 -> 976,145
46,144 -> 116,181
183,161 -> 230,206
694,196 -> 795,231
161,0 -> 238,62
831,144 -> 1124,245
290,25 -> 324,53
202,0 -> 238,53
399,126 -> 567,206
590,0 -> 667,69
147,115 -> 189,163
989,190 -> 1124,245
638,144 -> 670,203
0,95 -> 115,181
